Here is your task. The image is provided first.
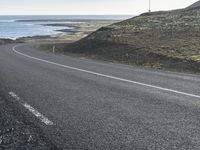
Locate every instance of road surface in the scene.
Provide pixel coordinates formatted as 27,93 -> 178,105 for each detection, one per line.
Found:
0,43 -> 200,149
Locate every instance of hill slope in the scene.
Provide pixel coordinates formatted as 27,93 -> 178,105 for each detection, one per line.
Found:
58,7 -> 200,73
187,0 -> 200,8
0,39 -> 14,45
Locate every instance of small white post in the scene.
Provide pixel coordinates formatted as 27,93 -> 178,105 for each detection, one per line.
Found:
52,45 -> 55,53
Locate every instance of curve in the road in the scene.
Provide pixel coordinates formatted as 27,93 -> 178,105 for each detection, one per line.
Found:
12,44 -> 200,99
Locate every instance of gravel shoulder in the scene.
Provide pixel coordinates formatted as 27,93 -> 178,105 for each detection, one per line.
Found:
0,90 -> 57,149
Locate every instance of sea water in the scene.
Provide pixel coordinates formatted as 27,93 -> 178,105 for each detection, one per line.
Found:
0,15 -> 131,39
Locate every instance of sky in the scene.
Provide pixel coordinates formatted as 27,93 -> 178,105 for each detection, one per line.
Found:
0,0 -> 198,15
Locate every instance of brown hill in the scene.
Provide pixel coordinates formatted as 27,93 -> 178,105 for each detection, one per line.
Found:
52,7 -> 200,73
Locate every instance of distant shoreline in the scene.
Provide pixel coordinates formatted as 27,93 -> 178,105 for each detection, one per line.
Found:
0,19 -> 117,43
0,15 -> 124,40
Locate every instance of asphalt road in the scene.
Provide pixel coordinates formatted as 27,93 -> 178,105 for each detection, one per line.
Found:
0,43 -> 200,149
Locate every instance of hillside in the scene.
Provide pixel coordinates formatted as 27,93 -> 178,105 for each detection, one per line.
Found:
187,0 -> 200,8
0,39 -> 14,45
47,6 -> 200,73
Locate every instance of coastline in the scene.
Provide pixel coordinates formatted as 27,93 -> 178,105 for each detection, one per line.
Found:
0,19 -> 117,44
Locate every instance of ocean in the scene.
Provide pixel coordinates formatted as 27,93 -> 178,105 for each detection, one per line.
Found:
0,15 -> 131,39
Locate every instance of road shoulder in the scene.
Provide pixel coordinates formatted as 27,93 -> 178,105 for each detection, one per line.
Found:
0,90 -> 57,149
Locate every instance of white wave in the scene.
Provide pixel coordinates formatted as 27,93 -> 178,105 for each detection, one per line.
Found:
0,20 -> 16,23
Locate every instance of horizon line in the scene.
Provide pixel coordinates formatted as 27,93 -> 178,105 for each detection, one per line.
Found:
0,14 -> 135,16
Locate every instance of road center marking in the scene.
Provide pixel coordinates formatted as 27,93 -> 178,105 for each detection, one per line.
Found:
13,45 -> 200,99
9,91 -> 53,126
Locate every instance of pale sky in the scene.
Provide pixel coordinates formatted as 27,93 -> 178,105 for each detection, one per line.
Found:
0,0 -> 198,15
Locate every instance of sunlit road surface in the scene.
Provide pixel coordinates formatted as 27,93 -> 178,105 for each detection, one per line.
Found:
0,43 -> 200,149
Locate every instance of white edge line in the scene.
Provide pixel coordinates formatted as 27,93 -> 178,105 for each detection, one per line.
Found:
12,45 -> 200,99
9,91 -> 53,126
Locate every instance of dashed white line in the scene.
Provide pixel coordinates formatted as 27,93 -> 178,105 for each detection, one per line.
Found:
23,103 -> 53,125
13,45 -> 200,99
9,91 -> 53,126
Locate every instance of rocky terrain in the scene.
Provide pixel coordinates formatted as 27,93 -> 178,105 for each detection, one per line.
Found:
51,4 -> 200,73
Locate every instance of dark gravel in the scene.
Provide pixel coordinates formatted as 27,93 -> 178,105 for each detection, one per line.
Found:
0,93 -> 57,150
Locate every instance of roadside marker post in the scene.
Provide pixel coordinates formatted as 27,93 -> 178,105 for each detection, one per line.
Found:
53,45 -> 55,53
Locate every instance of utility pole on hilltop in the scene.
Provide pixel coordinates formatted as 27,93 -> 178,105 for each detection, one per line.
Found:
149,0 -> 151,13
